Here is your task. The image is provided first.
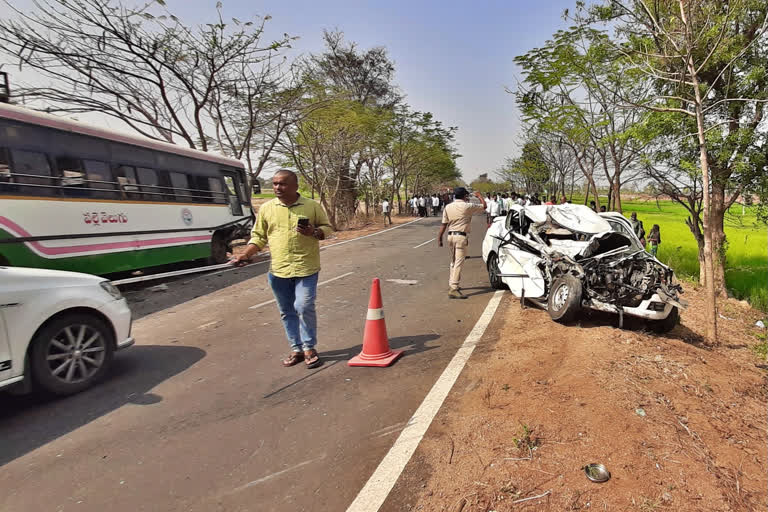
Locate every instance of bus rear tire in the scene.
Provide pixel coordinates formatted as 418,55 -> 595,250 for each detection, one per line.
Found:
209,232 -> 229,264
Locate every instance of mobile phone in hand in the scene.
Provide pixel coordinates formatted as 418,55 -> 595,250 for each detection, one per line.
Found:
297,218 -> 310,228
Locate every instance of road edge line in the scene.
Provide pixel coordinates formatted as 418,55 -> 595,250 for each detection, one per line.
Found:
345,290 -> 505,512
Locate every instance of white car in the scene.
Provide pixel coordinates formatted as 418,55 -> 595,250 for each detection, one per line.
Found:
0,267 -> 134,395
482,204 -> 686,331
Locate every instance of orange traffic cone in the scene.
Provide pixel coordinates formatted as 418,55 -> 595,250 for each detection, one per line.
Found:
348,278 -> 403,367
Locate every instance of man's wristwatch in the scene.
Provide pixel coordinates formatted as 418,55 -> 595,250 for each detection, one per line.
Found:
313,228 -> 322,239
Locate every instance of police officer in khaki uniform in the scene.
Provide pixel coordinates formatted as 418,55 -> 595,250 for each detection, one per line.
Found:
437,187 -> 487,299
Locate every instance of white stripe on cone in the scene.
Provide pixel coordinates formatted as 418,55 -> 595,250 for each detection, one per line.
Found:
366,308 -> 385,320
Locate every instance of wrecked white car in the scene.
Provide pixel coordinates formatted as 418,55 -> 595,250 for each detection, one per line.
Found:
481,204 -> 686,332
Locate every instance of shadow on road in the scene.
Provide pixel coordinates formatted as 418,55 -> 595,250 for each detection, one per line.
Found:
458,286 -> 496,297
321,333 -> 441,362
123,263 -> 270,320
0,345 -> 205,467
261,334 -> 441,400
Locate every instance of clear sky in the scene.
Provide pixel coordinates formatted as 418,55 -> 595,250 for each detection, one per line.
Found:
175,0 -> 576,181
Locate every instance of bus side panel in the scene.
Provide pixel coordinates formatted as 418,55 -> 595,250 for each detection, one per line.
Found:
0,232 -> 211,275
0,198 -> 235,275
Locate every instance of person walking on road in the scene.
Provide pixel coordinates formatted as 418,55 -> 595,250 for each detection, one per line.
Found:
418,195 -> 427,217
437,187 -> 487,299
231,169 -> 332,369
382,198 -> 392,226
487,194 -> 501,226
432,194 -> 440,216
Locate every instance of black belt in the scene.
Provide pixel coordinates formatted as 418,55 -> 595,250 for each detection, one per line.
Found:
448,231 -> 467,236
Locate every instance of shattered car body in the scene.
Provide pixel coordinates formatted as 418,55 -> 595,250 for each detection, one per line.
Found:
481,204 -> 686,331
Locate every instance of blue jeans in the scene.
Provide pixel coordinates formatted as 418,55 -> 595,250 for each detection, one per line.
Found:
268,272 -> 319,352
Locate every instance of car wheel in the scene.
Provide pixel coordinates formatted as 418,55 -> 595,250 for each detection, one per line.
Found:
487,253 -> 506,290
30,314 -> 115,396
650,306 -> 679,333
547,274 -> 582,323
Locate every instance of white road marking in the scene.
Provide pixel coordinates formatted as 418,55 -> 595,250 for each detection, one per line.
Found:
248,271 -> 355,309
233,454 -> 326,491
345,290 -> 505,512
412,237 -> 436,249
385,279 -> 419,285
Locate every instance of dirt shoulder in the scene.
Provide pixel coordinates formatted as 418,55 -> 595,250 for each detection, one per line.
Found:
388,284 -> 767,512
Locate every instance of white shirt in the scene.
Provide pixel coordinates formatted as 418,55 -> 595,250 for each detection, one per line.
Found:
418,197 -> 426,207
432,196 -> 439,207
382,200 -> 390,213
488,199 -> 501,216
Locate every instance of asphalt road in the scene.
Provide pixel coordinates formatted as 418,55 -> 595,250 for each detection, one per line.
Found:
0,214 -> 499,512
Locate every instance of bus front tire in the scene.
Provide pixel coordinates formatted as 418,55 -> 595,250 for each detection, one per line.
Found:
209,232 -> 229,264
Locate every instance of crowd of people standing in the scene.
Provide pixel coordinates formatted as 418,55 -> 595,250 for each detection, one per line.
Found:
407,193 -> 449,217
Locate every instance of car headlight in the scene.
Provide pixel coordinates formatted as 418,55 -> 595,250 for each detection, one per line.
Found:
100,281 -> 123,300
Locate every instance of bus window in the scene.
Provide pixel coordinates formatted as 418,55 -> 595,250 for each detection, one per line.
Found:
191,175 -> 212,203
11,149 -> 56,196
115,165 -> 140,200
208,177 -> 226,204
0,148 -> 10,186
169,171 -> 192,202
56,156 -> 88,196
137,167 -> 161,201
221,173 -> 244,215
83,160 -> 118,199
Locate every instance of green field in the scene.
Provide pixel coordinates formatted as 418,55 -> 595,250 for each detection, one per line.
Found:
252,192 -> 276,199
586,196 -> 767,311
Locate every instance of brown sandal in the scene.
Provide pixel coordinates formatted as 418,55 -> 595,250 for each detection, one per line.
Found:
282,352 -> 304,367
304,349 -> 322,369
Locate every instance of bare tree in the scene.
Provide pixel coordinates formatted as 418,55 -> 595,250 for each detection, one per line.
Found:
0,0 -> 289,153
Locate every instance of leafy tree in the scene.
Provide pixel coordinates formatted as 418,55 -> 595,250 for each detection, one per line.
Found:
498,140 -> 550,195
584,0 -> 768,342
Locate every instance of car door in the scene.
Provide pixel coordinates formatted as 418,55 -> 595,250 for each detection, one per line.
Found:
495,209 -> 546,298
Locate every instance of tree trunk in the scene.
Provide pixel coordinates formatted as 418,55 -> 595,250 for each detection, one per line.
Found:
607,183 -> 613,211
685,214 -> 707,283
683,20 -> 718,342
584,180 -> 591,205
709,181 -> 728,296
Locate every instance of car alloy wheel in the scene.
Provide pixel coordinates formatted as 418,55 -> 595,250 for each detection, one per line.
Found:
31,313 -> 115,395
45,323 -> 107,384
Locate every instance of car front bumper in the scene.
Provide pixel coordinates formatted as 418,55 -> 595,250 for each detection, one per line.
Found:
622,294 -> 675,320
98,297 -> 134,350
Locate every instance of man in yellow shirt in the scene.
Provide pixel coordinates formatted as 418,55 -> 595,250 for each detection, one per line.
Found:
232,170 -> 332,368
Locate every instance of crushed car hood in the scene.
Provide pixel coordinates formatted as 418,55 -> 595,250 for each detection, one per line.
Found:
547,204 -> 612,234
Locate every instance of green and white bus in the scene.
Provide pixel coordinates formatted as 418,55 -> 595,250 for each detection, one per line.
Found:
0,103 -> 253,275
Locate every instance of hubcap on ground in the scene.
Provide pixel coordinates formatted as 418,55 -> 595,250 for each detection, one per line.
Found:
46,324 -> 106,384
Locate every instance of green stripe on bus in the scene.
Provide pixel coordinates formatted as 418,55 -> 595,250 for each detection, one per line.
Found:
0,230 -> 210,275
